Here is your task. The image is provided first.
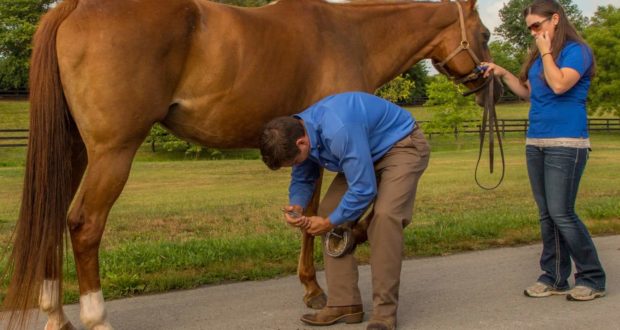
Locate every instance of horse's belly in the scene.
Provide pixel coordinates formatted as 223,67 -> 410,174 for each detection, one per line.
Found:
161,98 -> 264,149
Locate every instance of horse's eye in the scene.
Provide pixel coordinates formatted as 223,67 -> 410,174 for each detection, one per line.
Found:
482,32 -> 491,42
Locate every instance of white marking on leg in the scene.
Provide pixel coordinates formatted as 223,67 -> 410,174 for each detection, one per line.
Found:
40,280 -> 59,312
80,291 -> 113,330
40,280 -> 72,330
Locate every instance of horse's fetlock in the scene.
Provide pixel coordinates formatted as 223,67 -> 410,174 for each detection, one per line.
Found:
80,291 -> 110,329
40,280 -> 60,312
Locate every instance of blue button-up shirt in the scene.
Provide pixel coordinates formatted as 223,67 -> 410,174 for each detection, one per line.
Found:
289,92 -> 415,225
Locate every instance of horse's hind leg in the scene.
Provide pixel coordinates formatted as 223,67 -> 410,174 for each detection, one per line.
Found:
40,129 -> 87,330
67,136 -> 146,330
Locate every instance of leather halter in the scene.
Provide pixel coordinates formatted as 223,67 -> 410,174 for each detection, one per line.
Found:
432,1 -> 485,91
433,1 -> 506,189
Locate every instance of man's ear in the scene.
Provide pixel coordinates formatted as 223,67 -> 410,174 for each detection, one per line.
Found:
295,135 -> 308,148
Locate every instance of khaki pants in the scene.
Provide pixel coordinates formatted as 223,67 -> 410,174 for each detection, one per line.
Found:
318,127 -> 430,325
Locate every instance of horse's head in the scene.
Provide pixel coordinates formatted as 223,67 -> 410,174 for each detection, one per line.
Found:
430,0 -> 503,106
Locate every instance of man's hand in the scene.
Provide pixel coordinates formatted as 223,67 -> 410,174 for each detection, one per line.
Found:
283,205 -> 309,228
306,216 -> 334,236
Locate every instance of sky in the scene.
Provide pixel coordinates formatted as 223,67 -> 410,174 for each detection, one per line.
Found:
477,0 -> 620,38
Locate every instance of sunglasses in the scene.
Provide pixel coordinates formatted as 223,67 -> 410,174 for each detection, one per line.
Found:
527,17 -> 551,32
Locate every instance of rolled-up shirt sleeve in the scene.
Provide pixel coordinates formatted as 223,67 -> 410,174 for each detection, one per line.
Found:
289,159 -> 321,209
327,125 -> 377,225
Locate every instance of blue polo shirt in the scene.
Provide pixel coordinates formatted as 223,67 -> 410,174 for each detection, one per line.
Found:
527,41 -> 593,138
289,92 -> 415,225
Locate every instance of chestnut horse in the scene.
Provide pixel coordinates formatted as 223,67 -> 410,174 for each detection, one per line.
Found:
2,0 -> 500,329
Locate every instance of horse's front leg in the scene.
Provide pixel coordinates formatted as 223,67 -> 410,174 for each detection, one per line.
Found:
298,170 -> 327,309
298,232 -> 327,309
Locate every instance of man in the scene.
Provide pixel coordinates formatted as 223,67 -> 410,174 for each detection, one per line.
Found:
259,92 -> 430,330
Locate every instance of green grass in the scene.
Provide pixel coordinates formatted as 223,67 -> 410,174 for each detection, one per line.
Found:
0,101 -> 29,129
405,102 -> 529,121
1,100 -> 619,303
1,134 -> 619,303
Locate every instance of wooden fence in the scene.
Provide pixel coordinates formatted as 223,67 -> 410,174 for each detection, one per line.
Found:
418,118 -> 620,138
0,129 -> 28,147
1,118 -> 619,148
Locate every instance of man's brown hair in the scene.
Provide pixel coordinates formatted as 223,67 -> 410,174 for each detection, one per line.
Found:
259,116 -> 305,170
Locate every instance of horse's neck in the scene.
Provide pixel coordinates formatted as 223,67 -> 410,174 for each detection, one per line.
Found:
299,0 -> 458,88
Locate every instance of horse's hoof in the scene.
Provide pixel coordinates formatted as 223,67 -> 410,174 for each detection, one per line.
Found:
304,292 -> 327,309
45,320 -> 76,330
60,321 -> 77,330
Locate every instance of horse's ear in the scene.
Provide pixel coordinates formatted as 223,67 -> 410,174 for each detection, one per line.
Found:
468,0 -> 477,9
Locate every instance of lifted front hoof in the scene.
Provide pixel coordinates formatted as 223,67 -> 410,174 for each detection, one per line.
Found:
304,291 -> 327,309
61,322 -> 77,330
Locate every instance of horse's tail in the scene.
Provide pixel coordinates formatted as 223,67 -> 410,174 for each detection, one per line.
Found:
2,0 -> 80,328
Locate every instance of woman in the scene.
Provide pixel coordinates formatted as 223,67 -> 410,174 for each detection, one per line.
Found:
482,0 -> 606,301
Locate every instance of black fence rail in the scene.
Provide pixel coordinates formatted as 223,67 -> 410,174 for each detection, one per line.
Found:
0,129 -> 28,147
0,89 -> 28,100
418,118 -> 620,138
1,118 -> 618,148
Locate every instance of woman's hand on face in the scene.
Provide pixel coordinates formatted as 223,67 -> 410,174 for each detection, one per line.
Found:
535,31 -> 552,55
480,62 -> 507,79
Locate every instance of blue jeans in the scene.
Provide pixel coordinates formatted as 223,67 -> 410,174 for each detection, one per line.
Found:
526,145 -> 605,291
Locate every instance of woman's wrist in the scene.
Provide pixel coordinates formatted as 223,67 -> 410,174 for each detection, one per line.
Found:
540,48 -> 552,57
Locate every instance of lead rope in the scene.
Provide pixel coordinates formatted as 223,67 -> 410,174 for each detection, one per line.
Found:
474,73 -> 505,190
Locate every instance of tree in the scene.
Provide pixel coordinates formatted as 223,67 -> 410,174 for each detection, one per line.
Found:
584,5 -> 620,117
0,1 -> 55,90
403,62 -> 430,104
423,75 -> 479,136
375,76 -> 414,103
488,40 -> 523,100
495,0 -> 587,57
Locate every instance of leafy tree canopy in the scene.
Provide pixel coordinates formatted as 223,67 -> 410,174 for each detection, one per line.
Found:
495,0 -> 587,52
423,75 -> 479,135
0,0 -> 54,89
584,5 -> 620,116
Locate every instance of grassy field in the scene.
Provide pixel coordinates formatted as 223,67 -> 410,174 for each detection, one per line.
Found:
1,100 -> 619,303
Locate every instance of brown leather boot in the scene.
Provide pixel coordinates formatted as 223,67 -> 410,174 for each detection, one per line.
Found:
300,305 -> 364,326
366,319 -> 395,330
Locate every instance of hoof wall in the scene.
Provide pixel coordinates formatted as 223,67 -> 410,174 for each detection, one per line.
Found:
304,292 -> 327,309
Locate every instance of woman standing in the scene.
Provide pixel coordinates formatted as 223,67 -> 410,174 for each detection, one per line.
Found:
482,0 -> 606,301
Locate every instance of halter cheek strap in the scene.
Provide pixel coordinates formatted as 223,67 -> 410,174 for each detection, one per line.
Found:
433,1 -> 483,86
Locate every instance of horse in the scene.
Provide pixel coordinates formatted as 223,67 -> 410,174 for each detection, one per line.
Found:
1,0 -> 501,329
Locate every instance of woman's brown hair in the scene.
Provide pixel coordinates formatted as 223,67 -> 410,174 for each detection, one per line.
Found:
518,0 -> 595,82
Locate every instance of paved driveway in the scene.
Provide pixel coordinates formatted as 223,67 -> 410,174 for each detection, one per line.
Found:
15,235 -> 620,329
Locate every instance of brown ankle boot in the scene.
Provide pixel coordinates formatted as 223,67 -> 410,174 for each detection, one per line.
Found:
367,319 -> 395,330
300,305 -> 364,326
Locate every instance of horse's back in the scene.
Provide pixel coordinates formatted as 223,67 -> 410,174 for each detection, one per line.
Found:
54,0 -> 372,147
54,0 -> 203,141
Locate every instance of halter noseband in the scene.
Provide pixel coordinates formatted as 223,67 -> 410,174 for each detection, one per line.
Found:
432,1 -> 486,93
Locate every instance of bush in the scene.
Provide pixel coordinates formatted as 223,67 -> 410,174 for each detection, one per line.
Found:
424,75 -> 479,135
